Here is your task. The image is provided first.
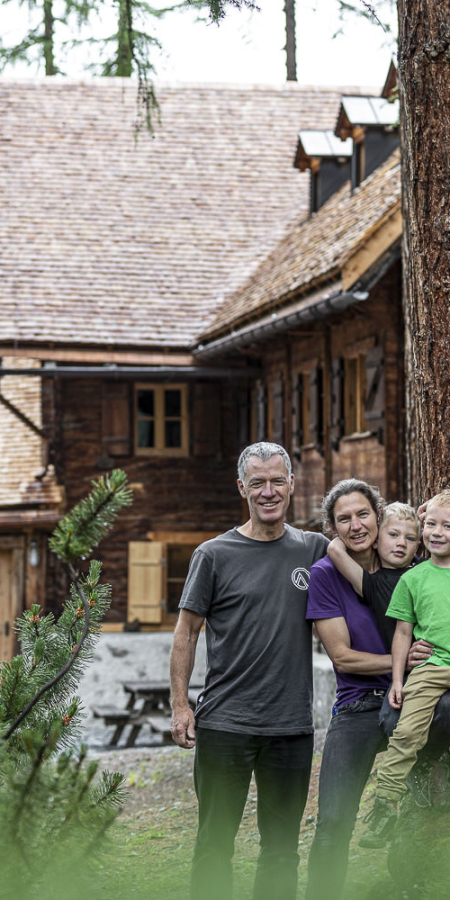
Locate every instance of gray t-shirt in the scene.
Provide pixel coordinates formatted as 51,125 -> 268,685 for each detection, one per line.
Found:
179,525 -> 328,736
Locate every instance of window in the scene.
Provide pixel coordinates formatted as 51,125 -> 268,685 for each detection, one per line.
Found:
134,384 -> 188,456
128,532 -> 218,626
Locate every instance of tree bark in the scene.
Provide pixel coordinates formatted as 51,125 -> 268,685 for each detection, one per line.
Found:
397,0 -> 450,504
284,0 -> 297,81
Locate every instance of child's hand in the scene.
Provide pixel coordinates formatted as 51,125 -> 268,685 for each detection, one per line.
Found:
417,500 -> 428,525
388,682 -> 403,709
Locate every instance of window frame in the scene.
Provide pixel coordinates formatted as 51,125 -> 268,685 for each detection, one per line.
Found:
134,383 -> 189,457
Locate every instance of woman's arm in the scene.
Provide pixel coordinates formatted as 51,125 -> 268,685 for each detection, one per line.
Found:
327,537 -> 364,596
315,616 -> 392,675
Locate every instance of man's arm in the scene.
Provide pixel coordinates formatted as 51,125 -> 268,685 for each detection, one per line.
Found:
314,616 -> 392,674
170,608 -> 204,749
389,620 -> 414,709
327,537 -> 364,596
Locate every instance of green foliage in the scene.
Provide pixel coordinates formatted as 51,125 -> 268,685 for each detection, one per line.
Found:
199,0 -> 259,24
0,470 -> 133,898
49,468 -> 132,565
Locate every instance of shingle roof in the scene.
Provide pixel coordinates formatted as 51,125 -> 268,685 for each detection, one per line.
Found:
200,149 -> 401,341
0,78 -> 372,351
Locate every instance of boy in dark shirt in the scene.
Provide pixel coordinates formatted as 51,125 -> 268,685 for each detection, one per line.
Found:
327,501 -> 421,651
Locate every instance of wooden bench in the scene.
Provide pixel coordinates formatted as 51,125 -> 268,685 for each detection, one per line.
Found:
147,716 -> 174,745
92,705 -> 149,747
92,683 -> 203,748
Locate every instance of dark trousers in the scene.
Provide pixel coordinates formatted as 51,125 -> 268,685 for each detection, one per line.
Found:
306,689 -> 450,900
190,726 -> 314,900
306,693 -> 386,900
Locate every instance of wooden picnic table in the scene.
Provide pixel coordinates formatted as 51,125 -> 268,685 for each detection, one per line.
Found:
92,681 -> 201,748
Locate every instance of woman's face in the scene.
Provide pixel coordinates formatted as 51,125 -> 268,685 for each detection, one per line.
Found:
332,491 -> 378,556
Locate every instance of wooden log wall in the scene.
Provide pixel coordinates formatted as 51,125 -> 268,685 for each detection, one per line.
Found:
258,262 -> 405,528
42,378 -> 243,621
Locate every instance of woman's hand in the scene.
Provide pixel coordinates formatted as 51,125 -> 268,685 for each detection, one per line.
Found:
406,638 -> 433,670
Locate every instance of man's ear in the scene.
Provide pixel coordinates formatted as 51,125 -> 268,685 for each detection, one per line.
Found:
289,474 -> 295,495
237,479 -> 246,498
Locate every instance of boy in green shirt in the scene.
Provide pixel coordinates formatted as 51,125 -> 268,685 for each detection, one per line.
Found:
360,489 -> 450,848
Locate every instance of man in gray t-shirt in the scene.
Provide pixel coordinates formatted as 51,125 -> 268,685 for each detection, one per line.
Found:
170,442 -> 328,900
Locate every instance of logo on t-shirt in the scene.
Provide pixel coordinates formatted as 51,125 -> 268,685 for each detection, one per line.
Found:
291,568 -> 310,590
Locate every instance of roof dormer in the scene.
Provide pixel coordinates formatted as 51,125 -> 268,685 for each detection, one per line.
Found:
335,95 -> 399,192
294,130 -> 352,215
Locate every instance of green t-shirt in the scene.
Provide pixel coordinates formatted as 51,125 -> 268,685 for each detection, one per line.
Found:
387,560 -> 450,667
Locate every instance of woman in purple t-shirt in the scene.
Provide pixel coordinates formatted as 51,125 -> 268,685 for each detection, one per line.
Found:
305,478 -> 445,900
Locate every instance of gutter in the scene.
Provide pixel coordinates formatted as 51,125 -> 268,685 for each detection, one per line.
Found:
0,364 -> 260,380
193,282 -> 369,360
193,240 -> 402,361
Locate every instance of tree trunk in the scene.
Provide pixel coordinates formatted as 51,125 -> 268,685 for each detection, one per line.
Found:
397,0 -> 450,504
117,0 -> 133,77
43,0 -> 57,76
284,0 -> 297,81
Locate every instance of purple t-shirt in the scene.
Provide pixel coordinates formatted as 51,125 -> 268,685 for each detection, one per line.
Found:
306,556 -> 390,707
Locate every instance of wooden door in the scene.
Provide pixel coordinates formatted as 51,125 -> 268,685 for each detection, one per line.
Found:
0,550 -> 15,662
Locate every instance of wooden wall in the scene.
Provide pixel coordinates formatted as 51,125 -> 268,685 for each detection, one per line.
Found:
254,262 -> 404,528
42,377 -> 244,621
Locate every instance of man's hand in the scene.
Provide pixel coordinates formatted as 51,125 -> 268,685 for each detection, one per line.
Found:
388,680 -> 404,709
407,638 -> 433,670
171,705 -> 196,749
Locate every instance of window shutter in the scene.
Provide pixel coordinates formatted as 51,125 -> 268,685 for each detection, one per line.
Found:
237,388 -> 250,450
271,379 -> 284,445
365,346 -> 385,443
291,374 -> 303,455
255,383 -> 267,442
309,367 -> 324,454
330,357 -> 344,450
102,383 -> 131,456
192,383 -> 221,457
128,542 -> 164,624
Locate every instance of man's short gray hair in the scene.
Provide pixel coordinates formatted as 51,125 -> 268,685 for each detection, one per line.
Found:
321,478 -> 383,533
237,442 -> 292,483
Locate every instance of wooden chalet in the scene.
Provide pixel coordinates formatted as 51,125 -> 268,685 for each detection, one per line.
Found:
0,73 -> 404,652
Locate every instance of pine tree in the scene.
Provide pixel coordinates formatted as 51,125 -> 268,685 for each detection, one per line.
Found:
0,469 -> 133,899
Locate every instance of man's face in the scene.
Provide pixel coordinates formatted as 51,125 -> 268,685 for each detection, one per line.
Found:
332,491 -> 378,556
422,504 -> 450,564
238,455 -> 294,529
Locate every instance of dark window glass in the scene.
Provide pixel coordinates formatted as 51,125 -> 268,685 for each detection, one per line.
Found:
165,390 -> 181,417
137,389 -> 154,417
138,420 -> 154,448
166,545 -> 195,613
165,420 -> 181,448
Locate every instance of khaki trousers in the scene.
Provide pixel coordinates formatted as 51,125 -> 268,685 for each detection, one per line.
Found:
377,664 -> 450,801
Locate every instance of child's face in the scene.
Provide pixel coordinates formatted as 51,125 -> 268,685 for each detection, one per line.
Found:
376,516 -> 420,568
422,504 -> 450,565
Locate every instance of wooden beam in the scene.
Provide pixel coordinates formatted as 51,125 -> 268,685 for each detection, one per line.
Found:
0,393 -> 46,437
342,207 -> 402,291
0,347 -> 196,366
